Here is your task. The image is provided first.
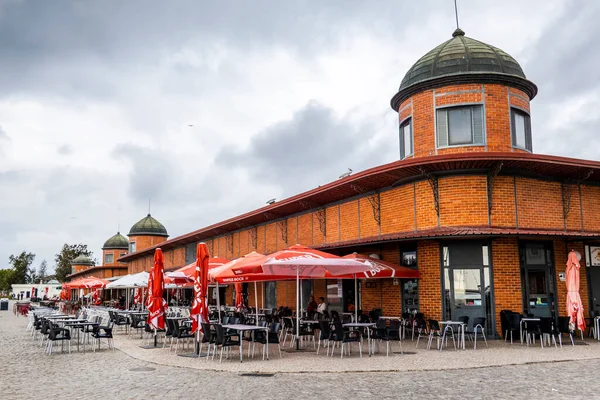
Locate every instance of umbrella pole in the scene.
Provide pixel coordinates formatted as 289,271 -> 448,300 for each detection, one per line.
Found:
296,269 -> 300,350
254,281 -> 259,326
354,274 -> 358,323
216,282 -> 221,323
196,315 -> 201,355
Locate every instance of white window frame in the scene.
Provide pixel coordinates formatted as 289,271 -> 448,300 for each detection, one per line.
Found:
510,107 -> 532,152
399,118 -> 413,160
436,104 -> 485,148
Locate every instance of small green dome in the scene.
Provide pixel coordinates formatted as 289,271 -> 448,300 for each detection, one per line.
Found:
71,255 -> 94,266
128,213 -> 169,237
391,29 -> 537,110
102,232 -> 129,250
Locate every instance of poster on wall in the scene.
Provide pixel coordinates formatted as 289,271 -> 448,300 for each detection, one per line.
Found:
591,246 -> 600,267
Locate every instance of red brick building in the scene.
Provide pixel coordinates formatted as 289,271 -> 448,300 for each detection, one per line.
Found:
119,29 -> 600,335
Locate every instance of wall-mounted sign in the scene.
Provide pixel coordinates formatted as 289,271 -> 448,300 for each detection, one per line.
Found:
558,272 -> 566,282
393,279 -> 400,286
337,280 -> 343,297
365,282 -> 377,288
591,246 -> 600,267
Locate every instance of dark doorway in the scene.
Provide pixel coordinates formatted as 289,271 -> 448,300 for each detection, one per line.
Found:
520,242 -> 556,319
586,245 -> 600,314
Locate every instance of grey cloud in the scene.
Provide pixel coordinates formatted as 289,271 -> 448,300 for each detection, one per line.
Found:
112,144 -> 181,205
57,144 -> 72,155
216,101 -> 397,196
0,0 -> 430,100
523,1 -> 600,99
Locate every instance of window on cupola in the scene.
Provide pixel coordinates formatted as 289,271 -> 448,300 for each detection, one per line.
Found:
436,105 -> 485,147
511,108 -> 532,152
104,254 -> 114,264
129,242 -> 136,253
399,118 -> 413,159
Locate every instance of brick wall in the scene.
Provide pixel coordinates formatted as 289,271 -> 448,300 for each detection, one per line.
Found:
491,237 -> 522,335
418,241 -> 441,320
516,178 -> 563,229
401,83 -> 532,157
439,175 -> 488,226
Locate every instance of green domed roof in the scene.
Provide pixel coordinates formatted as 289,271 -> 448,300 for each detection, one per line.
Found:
102,232 -> 129,250
391,29 -> 537,110
128,213 -> 168,237
71,255 -> 94,266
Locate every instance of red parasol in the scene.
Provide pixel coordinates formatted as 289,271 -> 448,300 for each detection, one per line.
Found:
566,250 -> 586,332
64,277 -> 109,289
145,269 -> 153,309
169,257 -> 229,280
147,249 -> 167,332
209,252 -> 292,284
31,286 -> 35,298
191,243 -> 210,336
133,288 -> 141,305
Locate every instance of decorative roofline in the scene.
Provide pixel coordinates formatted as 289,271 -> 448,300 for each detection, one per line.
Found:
390,72 -> 538,111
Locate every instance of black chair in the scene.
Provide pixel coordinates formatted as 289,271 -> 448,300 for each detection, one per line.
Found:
381,319 -> 403,356
426,320 -> 445,350
331,311 -> 340,322
46,325 -> 71,355
557,316 -> 575,347
200,322 -> 215,358
539,317 -> 558,348
524,319 -> 542,347
414,317 -> 428,348
468,317 -> 488,349
505,313 -> 521,344
213,324 -> 239,363
330,321 -> 361,358
172,319 -> 194,354
91,322 -> 114,352
111,311 -> 130,332
317,320 -> 333,355
252,322 -> 282,359
130,314 -> 146,339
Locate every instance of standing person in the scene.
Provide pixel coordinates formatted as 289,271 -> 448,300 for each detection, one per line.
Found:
317,297 -> 328,314
307,296 -> 318,314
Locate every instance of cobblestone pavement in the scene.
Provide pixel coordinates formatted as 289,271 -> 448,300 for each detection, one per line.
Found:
1,304 -> 599,399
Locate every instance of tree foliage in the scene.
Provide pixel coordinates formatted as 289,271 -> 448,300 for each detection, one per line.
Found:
37,260 -> 48,282
8,251 -> 36,285
54,244 -> 96,282
0,269 -> 15,291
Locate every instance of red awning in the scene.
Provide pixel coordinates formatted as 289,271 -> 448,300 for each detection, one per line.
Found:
340,253 -> 420,279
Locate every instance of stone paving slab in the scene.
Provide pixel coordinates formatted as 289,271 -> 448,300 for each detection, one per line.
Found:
2,303 -> 600,399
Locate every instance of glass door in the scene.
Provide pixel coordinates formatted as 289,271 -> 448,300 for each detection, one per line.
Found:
520,242 -> 556,319
442,242 -> 493,334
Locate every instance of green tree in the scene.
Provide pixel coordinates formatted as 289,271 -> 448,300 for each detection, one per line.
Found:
37,260 -> 48,283
54,244 -> 96,282
8,251 -> 35,284
0,269 -> 15,291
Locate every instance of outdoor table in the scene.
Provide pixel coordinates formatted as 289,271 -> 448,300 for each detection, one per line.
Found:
64,321 -> 100,352
222,324 -> 269,362
439,321 -> 466,351
343,322 -> 376,356
43,315 -> 72,320
520,318 -> 540,345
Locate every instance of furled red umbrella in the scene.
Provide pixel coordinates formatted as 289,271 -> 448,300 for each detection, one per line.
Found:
566,250 -> 586,332
190,243 -> 210,354
31,286 -> 35,299
147,248 -> 167,346
133,288 -> 141,305
233,244 -> 372,349
145,269 -> 153,309
59,288 -> 69,300
234,283 -> 244,310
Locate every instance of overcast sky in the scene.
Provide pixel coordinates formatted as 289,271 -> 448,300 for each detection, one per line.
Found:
1,0 -> 598,271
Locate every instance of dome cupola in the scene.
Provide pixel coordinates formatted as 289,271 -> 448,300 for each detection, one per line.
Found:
391,29 -> 537,110
70,255 -> 94,266
128,213 -> 168,237
102,232 -> 129,250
